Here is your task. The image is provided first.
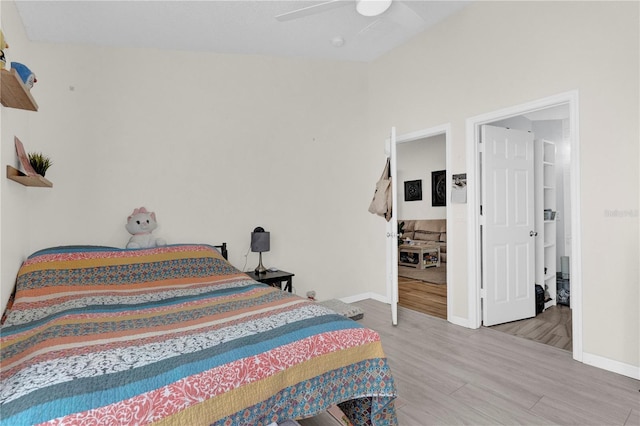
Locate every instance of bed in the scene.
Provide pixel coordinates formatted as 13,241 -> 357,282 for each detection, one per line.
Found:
0,244 -> 397,425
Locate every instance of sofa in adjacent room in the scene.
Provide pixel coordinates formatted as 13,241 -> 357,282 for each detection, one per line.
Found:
399,219 -> 447,263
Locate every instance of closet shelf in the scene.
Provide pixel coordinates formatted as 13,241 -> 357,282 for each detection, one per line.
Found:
0,68 -> 38,111
6,165 -> 52,187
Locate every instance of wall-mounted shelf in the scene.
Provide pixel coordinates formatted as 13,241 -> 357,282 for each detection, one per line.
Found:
6,165 -> 52,187
1,68 -> 38,111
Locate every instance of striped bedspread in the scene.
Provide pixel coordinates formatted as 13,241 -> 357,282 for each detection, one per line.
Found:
0,244 -> 397,425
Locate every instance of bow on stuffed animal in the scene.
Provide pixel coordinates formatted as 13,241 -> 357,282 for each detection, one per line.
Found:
125,207 -> 167,249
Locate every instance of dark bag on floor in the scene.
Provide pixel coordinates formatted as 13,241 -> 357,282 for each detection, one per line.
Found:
535,284 -> 544,315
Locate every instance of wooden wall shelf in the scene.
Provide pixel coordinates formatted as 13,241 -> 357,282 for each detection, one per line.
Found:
1,68 -> 38,111
6,165 -> 52,187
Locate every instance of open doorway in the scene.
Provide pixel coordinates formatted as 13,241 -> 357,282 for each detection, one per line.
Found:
396,135 -> 447,319
482,106 -> 573,351
466,91 -> 582,359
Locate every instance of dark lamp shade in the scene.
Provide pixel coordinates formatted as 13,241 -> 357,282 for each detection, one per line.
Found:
251,231 -> 270,253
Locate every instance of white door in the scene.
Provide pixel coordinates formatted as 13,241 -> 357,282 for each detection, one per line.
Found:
388,127 -> 399,325
481,125 -> 536,326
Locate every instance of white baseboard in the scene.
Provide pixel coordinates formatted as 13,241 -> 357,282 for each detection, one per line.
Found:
447,315 -> 470,328
582,352 -> 640,380
340,292 -> 389,304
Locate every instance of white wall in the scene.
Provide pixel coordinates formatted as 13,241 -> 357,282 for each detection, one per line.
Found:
368,1 -> 639,372
397,135 -> 446,220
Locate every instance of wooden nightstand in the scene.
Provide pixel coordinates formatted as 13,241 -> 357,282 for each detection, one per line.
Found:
246,270 -> 294,293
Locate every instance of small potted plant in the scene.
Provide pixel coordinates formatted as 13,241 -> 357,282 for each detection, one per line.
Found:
28,152 -> 52,177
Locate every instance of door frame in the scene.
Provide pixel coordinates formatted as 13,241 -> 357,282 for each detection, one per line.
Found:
465,90 -> 583,361
386,123 -> 452,322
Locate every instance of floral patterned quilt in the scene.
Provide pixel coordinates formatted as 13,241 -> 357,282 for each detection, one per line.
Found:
0,244 -> 397,425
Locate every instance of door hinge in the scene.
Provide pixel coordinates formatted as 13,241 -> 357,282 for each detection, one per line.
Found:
480,288 -> 487,299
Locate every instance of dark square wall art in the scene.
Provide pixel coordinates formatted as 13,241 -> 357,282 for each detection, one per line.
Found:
404,180 -> 422,201
432,170 -> 446,206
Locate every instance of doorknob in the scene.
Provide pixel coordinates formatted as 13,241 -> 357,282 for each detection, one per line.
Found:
530,231 -> 538,237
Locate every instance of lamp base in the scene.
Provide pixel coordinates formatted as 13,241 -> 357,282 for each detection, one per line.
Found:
255,252 -> 268,274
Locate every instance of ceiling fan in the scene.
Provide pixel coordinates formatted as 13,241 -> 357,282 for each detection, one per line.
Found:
275,0 -> 393,22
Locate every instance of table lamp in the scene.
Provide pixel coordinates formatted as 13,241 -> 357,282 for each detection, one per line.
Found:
251,227 -> 270,274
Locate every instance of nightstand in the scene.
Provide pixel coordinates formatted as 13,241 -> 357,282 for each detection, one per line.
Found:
246,270 -> 294,293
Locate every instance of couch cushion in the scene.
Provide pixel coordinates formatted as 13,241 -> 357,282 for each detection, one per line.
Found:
414,231 -> 441,242
401,220 -> 416,232
414,219 -> 446,234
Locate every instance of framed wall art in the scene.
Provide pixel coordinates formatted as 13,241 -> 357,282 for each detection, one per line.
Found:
431,170 -> 446,206
404,179 -> 422,201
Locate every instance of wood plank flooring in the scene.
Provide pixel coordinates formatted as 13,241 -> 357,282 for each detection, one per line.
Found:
300,300 -> 640,426
398,276 -> 446,319
490,304 -> 573,351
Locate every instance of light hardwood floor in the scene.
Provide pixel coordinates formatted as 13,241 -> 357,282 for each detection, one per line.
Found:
398,276 -> 446,319
490,304 -> 573,351
300,299 -> 639,426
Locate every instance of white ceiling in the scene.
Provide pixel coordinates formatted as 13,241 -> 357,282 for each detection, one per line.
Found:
13,0 -> 471,62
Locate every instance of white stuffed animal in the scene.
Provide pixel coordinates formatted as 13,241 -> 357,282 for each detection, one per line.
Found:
125,207 -> 167,249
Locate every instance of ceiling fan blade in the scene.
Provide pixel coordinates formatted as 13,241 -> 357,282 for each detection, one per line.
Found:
275,0 -> 350,22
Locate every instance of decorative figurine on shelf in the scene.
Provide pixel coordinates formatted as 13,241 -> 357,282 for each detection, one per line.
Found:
10,62 -> 37,89
125,207 -> 167,249
0,30 -> 8,70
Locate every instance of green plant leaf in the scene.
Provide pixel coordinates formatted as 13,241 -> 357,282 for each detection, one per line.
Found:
28,152 -> 53,177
